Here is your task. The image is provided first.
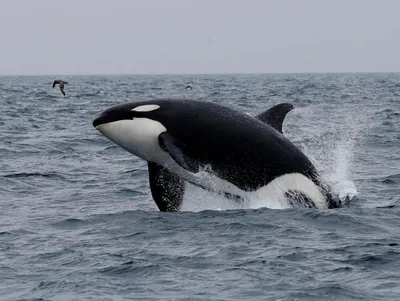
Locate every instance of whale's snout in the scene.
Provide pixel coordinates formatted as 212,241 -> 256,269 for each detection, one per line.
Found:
93,114 -> 109,128
93,104 -> 134,128
92,102 -> 168,164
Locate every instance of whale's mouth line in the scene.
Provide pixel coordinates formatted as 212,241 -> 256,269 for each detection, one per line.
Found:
93,116 -> 111,128
93,106 -> 135,128
93,115 -> 134,128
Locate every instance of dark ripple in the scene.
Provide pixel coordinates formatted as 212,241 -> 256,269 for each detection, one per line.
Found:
1,172 -> 66,179
51,218 -> 86,228
99,262 -> 163,276
381,173 -> 400,184
17,299 -> 50,301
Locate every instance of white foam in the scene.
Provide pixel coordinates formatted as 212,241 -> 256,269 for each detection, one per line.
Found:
332,180 -> 358,203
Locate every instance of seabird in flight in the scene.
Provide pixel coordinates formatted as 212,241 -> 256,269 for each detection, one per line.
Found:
52,80 -> 68,96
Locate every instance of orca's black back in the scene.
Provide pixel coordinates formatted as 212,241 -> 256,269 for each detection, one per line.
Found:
130,99 -> 320,191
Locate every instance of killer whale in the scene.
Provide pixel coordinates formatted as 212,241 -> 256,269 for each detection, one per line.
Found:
93,99 -> 338,211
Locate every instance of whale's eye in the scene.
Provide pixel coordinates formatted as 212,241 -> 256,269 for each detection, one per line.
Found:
132,104 -> 160,112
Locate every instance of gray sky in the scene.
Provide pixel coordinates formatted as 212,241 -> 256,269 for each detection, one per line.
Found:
1,0 -> 399,75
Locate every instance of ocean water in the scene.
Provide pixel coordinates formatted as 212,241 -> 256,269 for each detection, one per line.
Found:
0,73 -> 399,301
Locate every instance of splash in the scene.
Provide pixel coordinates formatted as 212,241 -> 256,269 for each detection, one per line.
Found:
180,181 -> 291,212
180,183 -> 246,212
296,101 -> 371,205
328,132 -> 359,203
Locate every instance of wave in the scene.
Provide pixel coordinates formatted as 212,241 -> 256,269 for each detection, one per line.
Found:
379,174 -> 400,185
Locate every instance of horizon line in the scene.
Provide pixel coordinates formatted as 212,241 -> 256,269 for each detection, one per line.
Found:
0,71 -> 399,77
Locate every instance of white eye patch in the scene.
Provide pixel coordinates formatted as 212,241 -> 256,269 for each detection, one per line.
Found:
132,104 -> 160,112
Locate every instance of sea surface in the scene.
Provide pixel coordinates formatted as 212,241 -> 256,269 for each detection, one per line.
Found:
0,73 -> 399,301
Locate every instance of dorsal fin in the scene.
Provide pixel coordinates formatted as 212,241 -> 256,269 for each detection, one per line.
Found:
256,103 -> 294,133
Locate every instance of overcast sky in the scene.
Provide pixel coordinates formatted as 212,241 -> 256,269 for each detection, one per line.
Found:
0,0 -> 399,75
